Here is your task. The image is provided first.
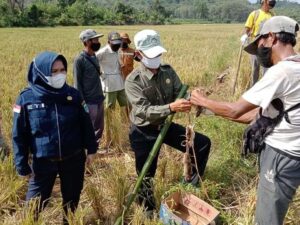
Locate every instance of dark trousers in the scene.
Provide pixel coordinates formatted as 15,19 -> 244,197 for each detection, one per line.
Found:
87,102 -> 104,146
26,151 -> 86,224
255,144 -> 300,225
129,123 -> 211,211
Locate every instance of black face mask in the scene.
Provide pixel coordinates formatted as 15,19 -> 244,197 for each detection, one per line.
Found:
268,0 -> 276,8
121,42 -> 128,49
91,43 -> 101,52
111,44 -> 121,52
257,46 -> 273,68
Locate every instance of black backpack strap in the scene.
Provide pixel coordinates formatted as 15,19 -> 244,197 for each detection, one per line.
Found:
81,52 -> 102,76
283,102 -> 300,124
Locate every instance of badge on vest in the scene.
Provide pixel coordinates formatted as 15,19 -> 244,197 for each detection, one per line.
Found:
166,78 -> 171,84
67,96 -> 73,101
26,103 -> 46,110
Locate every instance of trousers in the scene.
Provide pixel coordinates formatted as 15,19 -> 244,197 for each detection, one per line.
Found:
87,102 -> 104,146
26,151 -> 86,223
129,122 -> 211,211
255,144 -> 300,225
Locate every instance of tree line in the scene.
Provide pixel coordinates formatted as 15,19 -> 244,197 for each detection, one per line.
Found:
0,0 -> 299,27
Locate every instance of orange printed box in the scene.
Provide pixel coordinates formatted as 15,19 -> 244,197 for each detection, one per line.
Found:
160,191 -> 219,225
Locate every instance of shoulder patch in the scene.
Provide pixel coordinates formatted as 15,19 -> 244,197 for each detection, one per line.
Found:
13,104 -> 21,113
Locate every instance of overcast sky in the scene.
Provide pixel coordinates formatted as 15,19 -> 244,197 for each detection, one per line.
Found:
248,0 -> 300,3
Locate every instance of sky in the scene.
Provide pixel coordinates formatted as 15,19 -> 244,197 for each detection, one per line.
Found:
248,0 -> 300,3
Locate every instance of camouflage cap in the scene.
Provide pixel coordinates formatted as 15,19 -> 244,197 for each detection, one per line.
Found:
108,31 -> 122,45
134,29 -> 167,58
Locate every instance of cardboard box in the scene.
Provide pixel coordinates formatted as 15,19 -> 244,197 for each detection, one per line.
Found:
159,191 -> 219,225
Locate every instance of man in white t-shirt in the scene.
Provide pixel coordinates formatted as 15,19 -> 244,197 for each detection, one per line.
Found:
191,16 -> 300,225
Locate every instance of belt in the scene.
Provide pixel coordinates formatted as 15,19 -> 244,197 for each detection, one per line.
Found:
136,123 -> 164,131
48,149 -> 83,162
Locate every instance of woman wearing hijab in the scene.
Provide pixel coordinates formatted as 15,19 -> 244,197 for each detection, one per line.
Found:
12,51 -> 97,223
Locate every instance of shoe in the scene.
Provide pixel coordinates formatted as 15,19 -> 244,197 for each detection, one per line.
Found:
181,173 -> 200,187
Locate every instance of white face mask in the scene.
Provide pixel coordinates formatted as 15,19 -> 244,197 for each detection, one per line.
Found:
141,56 -> 161,69
46,73 -> 67,89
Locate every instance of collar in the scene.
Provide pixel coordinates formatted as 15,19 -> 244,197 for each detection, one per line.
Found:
140,63 -> 161,80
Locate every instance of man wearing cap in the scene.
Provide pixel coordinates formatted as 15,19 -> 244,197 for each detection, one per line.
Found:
96,31 -> 127,109
191,16 -> 300,225
73,29 -> 105,147
241,0 -> 276,86
119,32 -> 139,80
96,31 -> 128,147
125,29 -> 211,215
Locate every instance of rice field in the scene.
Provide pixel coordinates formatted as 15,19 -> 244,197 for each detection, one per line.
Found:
0,24 -> 299,224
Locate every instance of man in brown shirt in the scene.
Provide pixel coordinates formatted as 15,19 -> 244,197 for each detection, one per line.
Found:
119,32 -> 139,80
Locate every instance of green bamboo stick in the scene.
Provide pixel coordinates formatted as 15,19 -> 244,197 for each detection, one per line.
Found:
114,84 -> 189,225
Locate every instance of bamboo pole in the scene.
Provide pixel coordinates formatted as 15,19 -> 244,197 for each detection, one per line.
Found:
114,84 -> 189,225
232,44 -> 244,95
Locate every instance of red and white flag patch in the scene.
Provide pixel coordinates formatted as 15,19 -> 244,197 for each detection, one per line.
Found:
13,104 -> 21,113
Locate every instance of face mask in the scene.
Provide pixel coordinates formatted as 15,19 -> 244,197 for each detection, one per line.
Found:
268,0 -> 276,8
141,56 -> 161,69
91,43 -> 101,52
111,44 -> 121,52
46,73 -> 67,89
257,46 -> 273,68
121,42 -> 128,49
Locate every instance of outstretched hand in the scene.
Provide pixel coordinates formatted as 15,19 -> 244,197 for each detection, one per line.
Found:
190,89 -> 207,107
169,98 -> 191,112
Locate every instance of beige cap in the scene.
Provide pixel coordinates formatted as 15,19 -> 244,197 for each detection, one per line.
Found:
244,16 -> 299,55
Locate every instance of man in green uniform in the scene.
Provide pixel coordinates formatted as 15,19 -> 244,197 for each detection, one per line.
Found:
125,29 -> 211,215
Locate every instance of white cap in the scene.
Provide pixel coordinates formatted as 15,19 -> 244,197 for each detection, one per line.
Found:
134,29 -> 167,58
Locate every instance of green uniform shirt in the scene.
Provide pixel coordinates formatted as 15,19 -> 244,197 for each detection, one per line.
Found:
125,63 -> 182,126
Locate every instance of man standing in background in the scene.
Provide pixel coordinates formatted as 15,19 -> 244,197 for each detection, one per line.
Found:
73,29 -> 105,147
241,0 -> 276,86
119,32 -> 139,80
96,31 -> 128,148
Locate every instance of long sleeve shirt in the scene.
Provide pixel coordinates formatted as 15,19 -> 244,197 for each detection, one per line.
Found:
119,47 -> 135,79
73,51 -> 104,104
125,64 -> 182,126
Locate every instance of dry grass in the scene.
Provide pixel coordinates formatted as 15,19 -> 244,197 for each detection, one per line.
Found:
0,25 -> 299,224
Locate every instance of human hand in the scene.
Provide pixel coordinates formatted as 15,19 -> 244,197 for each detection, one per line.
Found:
169,99 -> 191,112
86,154 -> 96,166
240,34 -> 248,46
190,89 -> 207,107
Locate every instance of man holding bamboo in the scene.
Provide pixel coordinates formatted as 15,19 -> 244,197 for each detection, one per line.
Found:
125,29 -> 211,216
